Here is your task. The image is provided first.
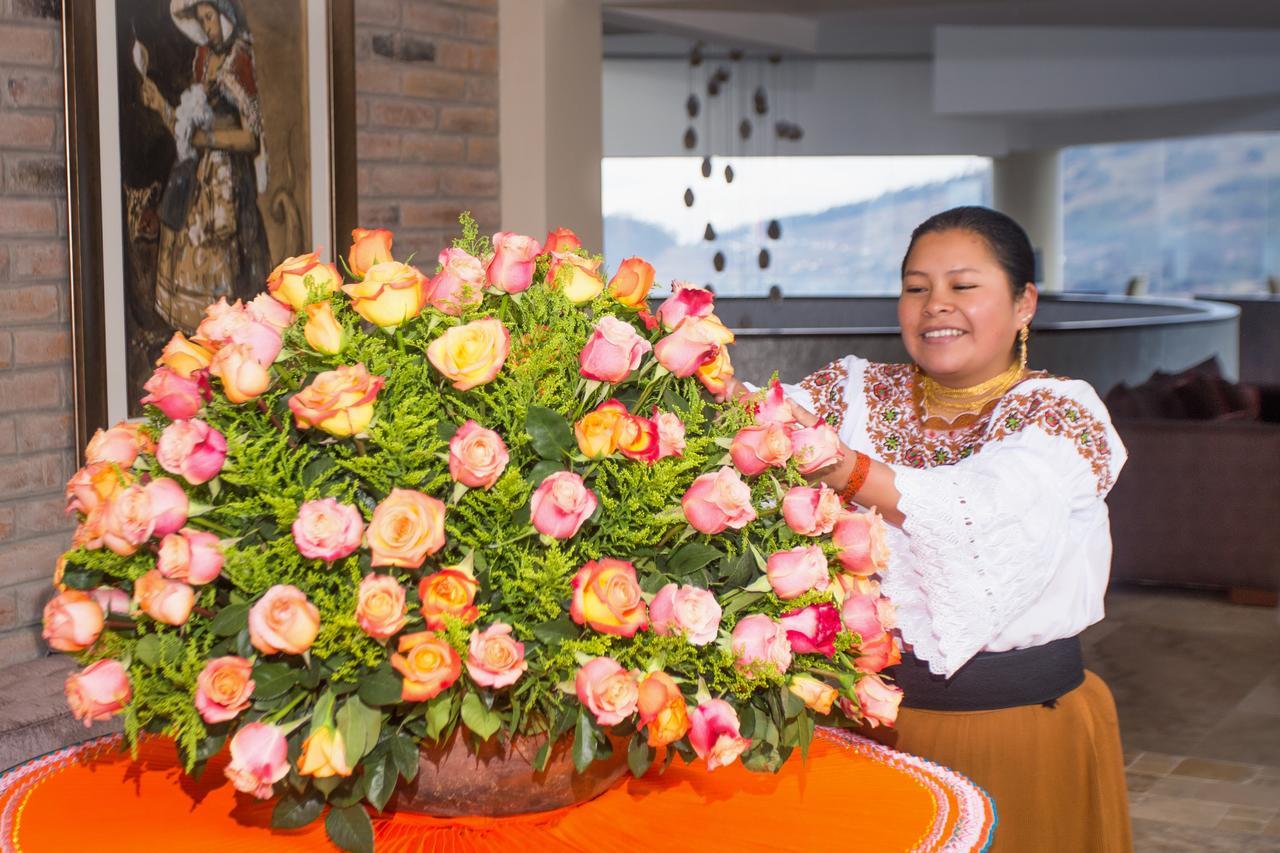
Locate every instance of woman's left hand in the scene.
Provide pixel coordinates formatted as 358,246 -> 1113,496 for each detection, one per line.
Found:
191,129 -> 210,149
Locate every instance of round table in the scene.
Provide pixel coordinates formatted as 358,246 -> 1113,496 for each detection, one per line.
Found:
0,728 -> 994,852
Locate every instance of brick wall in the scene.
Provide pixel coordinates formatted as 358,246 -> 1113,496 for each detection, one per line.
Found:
0,0 -> 499,668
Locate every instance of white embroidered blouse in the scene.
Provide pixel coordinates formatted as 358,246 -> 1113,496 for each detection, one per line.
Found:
782,356 -> 1127,678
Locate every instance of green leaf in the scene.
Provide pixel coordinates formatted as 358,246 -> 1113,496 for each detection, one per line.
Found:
526,406 -> 575,460
271,788 -> 325,830
532,616 -> 579,645
337,697 -> 382,763
722,550 -> 756,587
460,691 -> 502,740
301,455 -> 336,487
389,734 -> 419,781
425,693 -> 454,742
59,565 -> 103,590
311,690 -> 337,728
325,804 -> 374,853
357,666 -> 403,707
527,459 -> 566,486
253,663 -> 301,700
209,603 -> 249,637
134,633 -> 162,667
627,730 -> 654,778
365,756 -> 397,813
666,543 -> 724,577
572,708 -> 597,773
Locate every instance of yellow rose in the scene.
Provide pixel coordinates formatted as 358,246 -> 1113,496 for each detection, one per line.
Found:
341,260 -> 427,328
303,301 -> 345,355
348,227 -> 394,278
208,343 -> 271,404
696,345 -> 734,396
367,488 -> 447,569
551,253 -> 605,304
607,257 -> 655,308
574,401 -> 627,459
298,725 -> 353,778
267,250 -> 342,309
288,363 -> 385,437
157,332 -> 213,377
426,318 -> 510,391
788,675 -> 838,715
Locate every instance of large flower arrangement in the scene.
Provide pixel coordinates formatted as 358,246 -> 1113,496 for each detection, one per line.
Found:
45,216 -> 901,852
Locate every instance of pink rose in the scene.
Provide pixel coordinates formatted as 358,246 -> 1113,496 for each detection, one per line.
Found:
653,315 -> 733,377
486,231 -> 542,294
730,613 -> 793,674
157,527 -> 224,584
132,569 -> 196,626
141,367 -> 205,420
789,423 -> 842,474
355,574 -> 408,640
89,586 -> 130,616
449,420 -> 510,490
840,591 -> 886,641
855,673 -> 903,728
833,509 -> 890,575
578,315 -> 652,383
84,422 -> 152,467
681,468 -> 757,535
145,477 -> 189,537
656,281 -> 715,331
779,602 -> 841,657
653,409 -> 686,459
766,545 -> 831,600
466,622 -> 527,689
781,484 -> 842,536
192,297 -> 283,365
688,699 -> 751,771
224,721 -> 289,799
729,423 -> 793,476
209,342 -> 272,404
428,247 -> 486,315
102,484 -> 155,556
42,590 -> 104,652
156,419 -> 227,485
65,659 -> 130,727
249,584 -> 321,655
292,498 -> 364,561
247,291 -> 295,332
755,379 -> 796,426
575,656 -> 639,726
530,471 -> 598,540
194,656 -> 255,724
649,583 -> 721,645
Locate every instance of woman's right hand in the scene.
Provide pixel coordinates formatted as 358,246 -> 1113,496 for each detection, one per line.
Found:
140,78 -> 167,114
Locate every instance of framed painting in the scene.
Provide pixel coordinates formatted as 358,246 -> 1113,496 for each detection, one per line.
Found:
63,0 -> 356,449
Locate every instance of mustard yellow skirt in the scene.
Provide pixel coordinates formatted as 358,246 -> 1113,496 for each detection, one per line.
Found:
864,670 -> 1132,853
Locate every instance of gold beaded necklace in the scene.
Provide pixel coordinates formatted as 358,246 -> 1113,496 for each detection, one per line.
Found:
916,360 -> 1026,426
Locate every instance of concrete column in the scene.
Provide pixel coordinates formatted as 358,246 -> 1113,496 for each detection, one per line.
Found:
498,0 -> 603,249
992,148 -> 1063,292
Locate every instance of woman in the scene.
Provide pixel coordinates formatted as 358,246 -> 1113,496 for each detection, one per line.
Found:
738,207 -> 1132,852
140,0 -> 270,331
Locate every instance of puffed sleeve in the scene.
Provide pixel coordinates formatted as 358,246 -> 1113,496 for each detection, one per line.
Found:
879,380 -> 1126,677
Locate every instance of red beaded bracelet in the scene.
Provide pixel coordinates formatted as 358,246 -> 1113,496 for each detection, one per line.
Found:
839,451 -> 871,506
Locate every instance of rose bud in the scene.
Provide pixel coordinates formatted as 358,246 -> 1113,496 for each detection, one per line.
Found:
289,363 -> 385,438
367,488 -> 447,569
342,260 -> 429,328
656,281 -> 715,331
696,346 -> 734,398
681,468 -> 757,535
637,671 -> 689,749
156,418 -> 226,485
548,252 -> 605,304
466,622 -> 528,689
854,673 -> 904,728
730,422 -> 792,476
449,420 -> 509,490
65,659 -> 130,727
688,699 -> 751,771
544,226 -> 582,254
157,528 -> 224,585
833,509 -> 890,575
790,422 -> 841,474
571,558 -> 648,637
730,614 -> 793,674
649,583 -> 721,645
427,247 -> 486,316
102,485 -> 155,556
530,471 -> 598,540
192,298 -> 283,366
303,301 -> 346,355
157,331 -> 214,377
141,367 -> 204,420
89,586 -> 131,617
194,656 -> 255,724
249,584 -> 321,655
224,722 -> 290,799
145,477 -> 189,537
248,291 -> 295,332
348,227 -> 394,278
614,410 -> 660,463
390,631 -> 462,701
132,569 -> 196,626
653,409 -> 686,458
209,342 -> 271,404
607,257 -> 655,308
578,315 -> 652,384
426,317 -> 510,391
575,656 -> 638,726
486,231 -> 542,294
788,675 -> 838,715
298,723 -> 353,779
778,602 -> 841,657
267,250 -> 341,309
781,484 -> 842,536
42,590 -> 104,652
654,315 -> 733,377
574,400 -> 626,459
755,378 -> 797,426
419,564 -> 480,630
292,498 -> 364,562
66,461 -> 131,516
84,421 -> 152,468
766,545 -> 831,600
356,574 -> 408,641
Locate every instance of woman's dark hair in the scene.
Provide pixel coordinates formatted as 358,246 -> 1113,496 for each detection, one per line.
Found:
900,206 -> 1035,298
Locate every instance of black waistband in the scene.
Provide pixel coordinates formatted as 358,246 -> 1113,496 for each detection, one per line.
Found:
886,636 -> 1085,712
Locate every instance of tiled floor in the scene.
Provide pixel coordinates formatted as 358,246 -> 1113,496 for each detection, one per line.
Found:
1083,585 -> 1280,852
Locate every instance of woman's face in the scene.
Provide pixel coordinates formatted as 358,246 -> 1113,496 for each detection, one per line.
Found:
196,4 -> 224,46
898,229 -> 1037,388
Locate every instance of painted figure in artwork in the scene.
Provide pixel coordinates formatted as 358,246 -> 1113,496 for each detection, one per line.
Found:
137,0 -> 271,331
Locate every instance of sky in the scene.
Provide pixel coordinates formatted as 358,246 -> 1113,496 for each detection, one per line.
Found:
601,155 -> 991,243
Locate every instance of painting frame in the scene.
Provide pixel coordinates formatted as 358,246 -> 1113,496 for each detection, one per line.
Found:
62,0 -> 357,450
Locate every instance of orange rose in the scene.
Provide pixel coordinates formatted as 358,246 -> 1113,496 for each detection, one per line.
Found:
788,675 -> 838,715
248,584 -> 321,655
367,488 -> 446,569
574,400 -> 627,459
131,569 -> 195,626
348,227 -> 394,278
208,343 -> 271,404
288,363 -> 385,437
267,250 -> 341,309
66,462 -> 132,516
341,260 -> 428,328
84,422 -> 153,468
390,631 -> 462,701
426,318 -> 510,391
696,346 -> 734,397
303,301 -> 346,355
570,558 -> 648,638
549,252 -> 604,304
607,257 -> 655,308
298,724 -> 353,778
157,332 -> 213,377
355,574 -> 408,641
419,564 -> 479,630
636,671 -> 690,749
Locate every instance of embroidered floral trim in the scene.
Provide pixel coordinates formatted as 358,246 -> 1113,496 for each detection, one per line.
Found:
988,389 -> 1116,494
799,358 -> 850,433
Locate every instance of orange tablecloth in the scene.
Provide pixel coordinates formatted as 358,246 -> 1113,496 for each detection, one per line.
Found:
0,728 -> 993,852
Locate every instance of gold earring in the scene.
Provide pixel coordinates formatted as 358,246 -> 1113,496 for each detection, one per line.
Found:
1019,324 -> 1030,369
